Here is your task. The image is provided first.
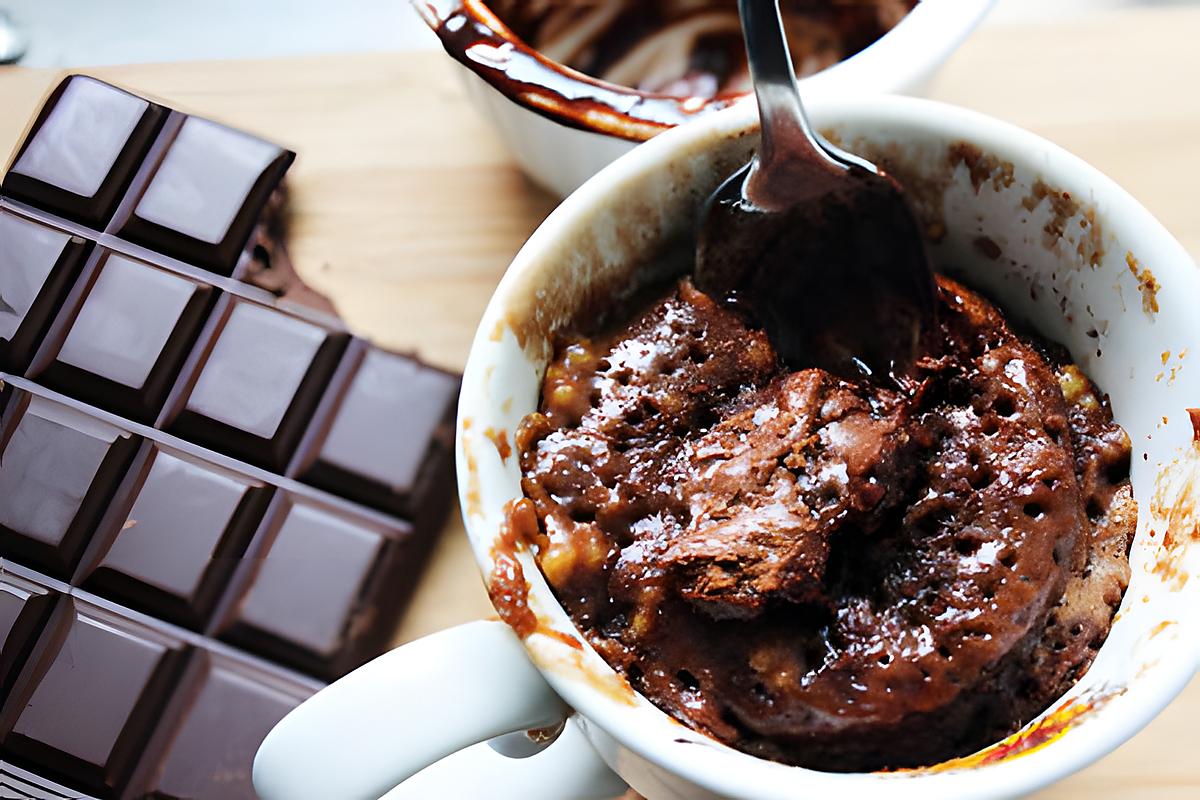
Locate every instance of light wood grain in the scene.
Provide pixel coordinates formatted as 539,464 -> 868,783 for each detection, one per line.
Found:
0,7 -> 1196,797
929,6 -> 1200,261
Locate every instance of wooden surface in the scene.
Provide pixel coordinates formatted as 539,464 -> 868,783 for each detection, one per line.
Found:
1,7 -> 1197,797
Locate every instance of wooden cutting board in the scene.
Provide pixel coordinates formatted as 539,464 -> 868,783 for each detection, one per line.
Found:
0,7 -> 1196,798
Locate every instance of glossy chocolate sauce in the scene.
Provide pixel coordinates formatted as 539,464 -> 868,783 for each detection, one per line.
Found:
426,0 -> 915,141
517,274 -> 1135,771
696,156 -> 937,381
493,0 -> 915,97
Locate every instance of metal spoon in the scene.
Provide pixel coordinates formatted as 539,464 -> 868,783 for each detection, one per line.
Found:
694,0 -> 936,381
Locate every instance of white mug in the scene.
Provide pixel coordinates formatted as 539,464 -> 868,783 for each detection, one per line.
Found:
254,96 -> 1200,800
419,0 -> 997,197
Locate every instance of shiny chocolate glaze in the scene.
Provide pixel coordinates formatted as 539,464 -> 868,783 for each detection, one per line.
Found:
517,277 -> 1134,771
419,0 -> 915,141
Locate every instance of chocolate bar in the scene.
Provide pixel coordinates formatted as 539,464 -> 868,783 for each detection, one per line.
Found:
0,565 -> 322,800
0,76 -> 459,799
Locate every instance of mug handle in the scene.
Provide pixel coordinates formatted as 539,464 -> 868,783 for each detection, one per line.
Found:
253,620 -> 612,800
382,717 -> 629,799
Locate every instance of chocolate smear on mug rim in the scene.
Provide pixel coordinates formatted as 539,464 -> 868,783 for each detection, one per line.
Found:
424,0 -> 916,142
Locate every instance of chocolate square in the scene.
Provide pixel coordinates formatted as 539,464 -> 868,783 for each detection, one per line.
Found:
81,446 -> 272,630
0,394 -> 140,578
217,497 -> 404,679
2,76 -> 167,227
0,570 -> 59,700
0,211 -> 90,375
0,599 -> 188,796
166,299 -> 348,471
134,649 -> 316,800
117,116 -> 293,275
299,348 -> 459,517
34,253 -> 215,423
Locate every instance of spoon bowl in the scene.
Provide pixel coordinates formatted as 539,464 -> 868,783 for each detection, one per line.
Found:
695,0 -> 936,381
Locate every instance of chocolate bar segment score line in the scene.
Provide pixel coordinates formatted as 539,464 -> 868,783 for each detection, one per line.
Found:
0,570 -> 59,700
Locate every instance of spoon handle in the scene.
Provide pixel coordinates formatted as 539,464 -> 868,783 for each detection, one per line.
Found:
738,0 -> 839,175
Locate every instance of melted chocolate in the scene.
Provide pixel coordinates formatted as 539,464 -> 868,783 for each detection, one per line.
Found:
494,0 -> 915,97
426,0 -> 914,141
517,277 -> 1134,771
696,158 -> 936,380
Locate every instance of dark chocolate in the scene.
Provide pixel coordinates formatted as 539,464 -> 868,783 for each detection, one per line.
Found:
0,210 -> 90,375
166,298 -> 349,471
299,348 -> 459,517
242,209 -> 338,317
80,446 -> 273,630
0,570 -> 59,699
217,496 -> 405,679
116,116 -> 294,275
0,393 -> 140,577
431,1 -> 914,141
0,75 -> 459,798
33,252 -> 215,423
0,598 -> 188,796
132,649 -> 316,800
1,76 -> 167,227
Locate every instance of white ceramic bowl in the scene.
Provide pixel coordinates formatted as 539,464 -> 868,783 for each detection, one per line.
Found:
255,96 -> 1200,800
454,95 -> 1200,798
416,0 -> 996,197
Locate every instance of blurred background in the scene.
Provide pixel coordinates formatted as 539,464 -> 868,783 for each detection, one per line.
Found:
2,0 -> 1197,67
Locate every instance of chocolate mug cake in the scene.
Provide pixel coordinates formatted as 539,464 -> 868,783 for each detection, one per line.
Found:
516,269 -> 1135,771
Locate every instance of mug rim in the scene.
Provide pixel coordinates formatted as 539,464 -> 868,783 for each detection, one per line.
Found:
457,95 -> 1200,798
416,0 -> 997,142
